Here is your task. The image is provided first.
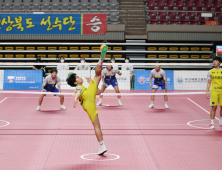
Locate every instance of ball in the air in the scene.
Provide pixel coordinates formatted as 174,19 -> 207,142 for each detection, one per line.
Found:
100,44 -> 106,51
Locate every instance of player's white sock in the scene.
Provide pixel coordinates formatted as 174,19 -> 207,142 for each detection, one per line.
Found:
118,99 -> 121,102
165,102 -> 168,104
151,101 -> 154,104
99,98 -> 102,102
211,119 -> 214,124
98,59 -> 104,65
99,140 -> 106,149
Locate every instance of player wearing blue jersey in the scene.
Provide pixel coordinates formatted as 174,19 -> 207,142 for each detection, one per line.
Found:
148,65 -> 169,109
97,61 -> 123,106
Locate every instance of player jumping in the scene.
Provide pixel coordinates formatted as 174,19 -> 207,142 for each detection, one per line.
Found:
66,45 -> 108,155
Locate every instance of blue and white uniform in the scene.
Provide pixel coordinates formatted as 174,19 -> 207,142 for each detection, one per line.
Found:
149,69 -> 166,90
43,75 -> 61,95
102,68 -> 119,88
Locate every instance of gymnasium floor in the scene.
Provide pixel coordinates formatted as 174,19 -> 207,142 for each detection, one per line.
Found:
0,91 -> 222,170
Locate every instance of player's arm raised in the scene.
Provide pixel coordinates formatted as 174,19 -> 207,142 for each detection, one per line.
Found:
74,90 -> 81,108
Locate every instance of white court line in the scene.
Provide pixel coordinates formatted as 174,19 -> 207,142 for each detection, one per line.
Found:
187,98 -> 219,121
0,97 -> 7,103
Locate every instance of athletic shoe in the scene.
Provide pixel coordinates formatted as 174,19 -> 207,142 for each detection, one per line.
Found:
148,104 -> 154,108
165,104 -> 169,109
60,105 -> 66,110
118,100 -> 123,106
219,120 -> 222,126
36,106 -> 41,111
100,45 -> 108,60
96,101 -> 102,106
209,124 -> 215,129
97,147 -> 107,155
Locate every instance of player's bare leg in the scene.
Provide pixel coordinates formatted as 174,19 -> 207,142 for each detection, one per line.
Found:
97,85 -> 106,106
36,94 -> 45,110
162,89 -> 169,109
209,106 -> 217,129
148,89 -> 157,108
58,95 -> 66,109
114,86 -> 122,105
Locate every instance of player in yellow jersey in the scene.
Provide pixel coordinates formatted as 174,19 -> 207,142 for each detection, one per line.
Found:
206,57 -> 222,129
66,45 -> 108,155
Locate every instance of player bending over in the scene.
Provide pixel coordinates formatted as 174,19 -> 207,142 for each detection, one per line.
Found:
148,64 -> 169,109
66,45 -> 108,155
96,61 -> 123,106
36,69 -> 66,111
206,57 -> 222,129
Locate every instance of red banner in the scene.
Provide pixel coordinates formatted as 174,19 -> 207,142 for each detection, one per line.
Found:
82,14 -> 107,34
205,21 -> 218,26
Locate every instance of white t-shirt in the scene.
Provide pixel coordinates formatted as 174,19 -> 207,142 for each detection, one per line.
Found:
57,64 -> 69,70
121,64 -> 133,74
149,69 -> 166,85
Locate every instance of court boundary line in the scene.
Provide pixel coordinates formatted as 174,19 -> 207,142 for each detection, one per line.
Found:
187,98 -> 219,120
0,97 -> 7,103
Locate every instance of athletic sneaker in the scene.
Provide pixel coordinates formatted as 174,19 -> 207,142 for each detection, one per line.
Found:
100,45 -> 108,59
118,100 -> 123,106
219,120 -> 222,126
60,105 -> 66,110
96,101 -> 102,106
97,147 -> 107,155
36,106 -> 41,111
209,124 -> 215,129
165,104 -> 169,109
148,104 -> 154,108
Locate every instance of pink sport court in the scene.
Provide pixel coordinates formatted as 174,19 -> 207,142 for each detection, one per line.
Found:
0,90 -> 222,170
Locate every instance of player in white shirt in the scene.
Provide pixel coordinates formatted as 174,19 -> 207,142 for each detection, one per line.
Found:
148,65 -> 169,109
121,57 -> 134,84
75,57 -> 90,70
57,56 -> 69,70
111,57 -> 119,70
97,61 -> 123,106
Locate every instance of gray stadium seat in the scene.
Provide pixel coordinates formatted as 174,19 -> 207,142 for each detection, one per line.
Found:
110,12 -> 120,24
12,5 -> 22,10
70,0 -> 79,10
3,0 -> 13,10
22,0 -> 31,10
14,0 -> 22,6
61,0 -> 70,11
90,0 -> 99,10
52,0 -> 61,5
42,0 -> 51,10
110,3 -> 118,10
32,0 -> 41,10
109,0 -> 118,5
80,0 -> 89,10
100,0 -> 108,10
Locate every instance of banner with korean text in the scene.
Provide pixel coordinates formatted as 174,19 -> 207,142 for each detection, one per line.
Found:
0,14 -> 106,34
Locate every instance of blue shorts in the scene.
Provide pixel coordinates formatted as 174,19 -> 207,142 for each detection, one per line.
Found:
44,87 -> 59,96
152,84 -> 165,90
103,79 -> 118,88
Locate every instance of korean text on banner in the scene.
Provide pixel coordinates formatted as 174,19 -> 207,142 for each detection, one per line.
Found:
174,71 -> 208,90
0,14 -> 106,34
135,70 -> 174,90
3,70 -> 43,90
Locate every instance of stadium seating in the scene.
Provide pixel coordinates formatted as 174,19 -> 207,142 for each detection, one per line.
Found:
146,0 -> 220,25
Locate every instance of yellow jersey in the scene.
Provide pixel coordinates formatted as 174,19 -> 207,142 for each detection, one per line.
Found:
208,68 -> 222,92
